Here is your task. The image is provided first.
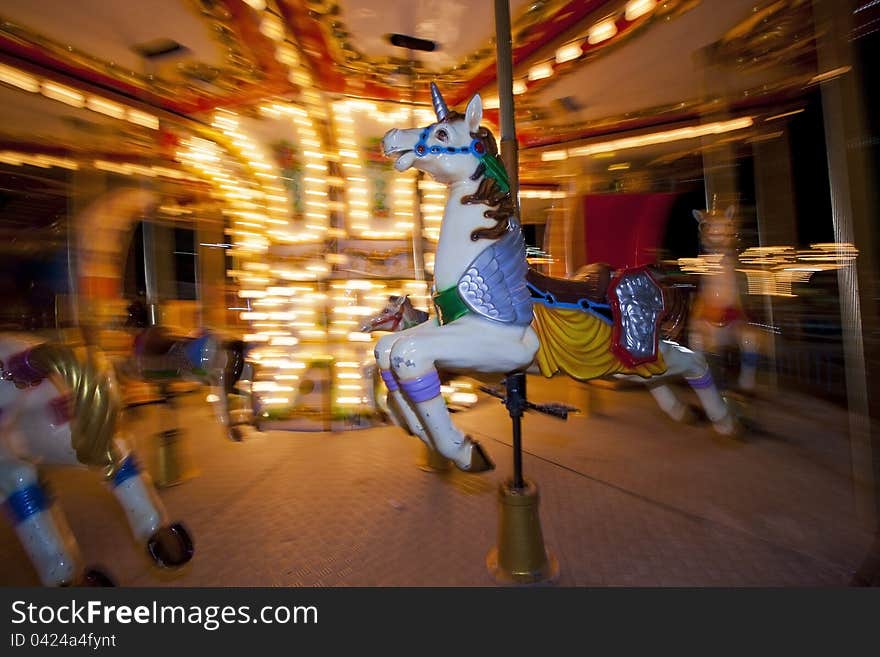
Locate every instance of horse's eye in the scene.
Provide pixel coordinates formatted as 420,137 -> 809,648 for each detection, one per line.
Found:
436,129 -> 448,142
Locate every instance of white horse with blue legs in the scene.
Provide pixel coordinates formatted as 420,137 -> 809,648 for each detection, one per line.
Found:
1,333 -> 193,585
375,83 -> 738,473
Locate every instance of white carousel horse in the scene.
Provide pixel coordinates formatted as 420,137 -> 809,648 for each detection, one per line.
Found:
374,83 -> 738,473
689,203 -> 760,392
0,333 -> 193,586
131,326 -> 255,441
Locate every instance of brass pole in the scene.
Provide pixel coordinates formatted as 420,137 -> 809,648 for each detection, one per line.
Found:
487,0 -> 558,585
494,0 -> 520,214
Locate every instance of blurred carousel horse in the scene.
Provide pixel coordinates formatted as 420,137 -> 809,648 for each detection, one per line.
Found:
0,333 -> 193,586
361,294 -> 430,334
131,326 -> 256,441
373,83 -> 740,473
689,203 -> 760,392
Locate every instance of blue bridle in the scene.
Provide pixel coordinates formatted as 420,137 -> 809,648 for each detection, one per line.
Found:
414,126 -> 486,158
412,123 -> 510,193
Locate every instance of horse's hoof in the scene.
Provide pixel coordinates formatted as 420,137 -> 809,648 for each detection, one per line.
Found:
712,411 -> 745,440
147,522 -> 194,568
461,437 -> 495,473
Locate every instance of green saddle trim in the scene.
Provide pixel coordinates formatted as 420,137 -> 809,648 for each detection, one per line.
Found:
433,285 -> 471,326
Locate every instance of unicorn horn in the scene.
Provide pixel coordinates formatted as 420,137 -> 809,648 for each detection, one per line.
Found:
430,82 -> 449,121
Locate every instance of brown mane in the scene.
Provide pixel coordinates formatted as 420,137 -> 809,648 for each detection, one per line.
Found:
440,113 -> 515,242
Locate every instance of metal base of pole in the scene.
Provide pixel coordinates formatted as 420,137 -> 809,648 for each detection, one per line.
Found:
418,442 -> 452,473
156,428 -> 185,488
486,477 -> 558,585
154,385 -> 196,488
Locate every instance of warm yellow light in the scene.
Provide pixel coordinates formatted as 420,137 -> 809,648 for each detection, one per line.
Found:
519,189 -> 566,199
625,0 -> 656,21
0,64 -> 40,92
127,109 -> 159,129
567,117 -> 754,158
41,81 -> 84,107
270,336 -> 299,346
541,150 -> 568,162
243,0 -> 266,9
528,62 -> 554,81
588,19 -> 618,44
291,70 -> 312,87
275,43 -> 299,67
260,13 -> 285,41
483,96 -> 500,110
512,80 -> 527,95
336,397 -> 366,405
555,41 -> 584,64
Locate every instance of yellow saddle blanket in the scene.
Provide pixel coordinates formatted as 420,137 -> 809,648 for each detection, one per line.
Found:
531,304 -> 666,381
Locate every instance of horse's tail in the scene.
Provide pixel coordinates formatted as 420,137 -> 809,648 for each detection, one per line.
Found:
29,343 -> 120,474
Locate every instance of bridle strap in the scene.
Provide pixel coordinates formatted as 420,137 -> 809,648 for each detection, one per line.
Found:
414,127 -> 486,159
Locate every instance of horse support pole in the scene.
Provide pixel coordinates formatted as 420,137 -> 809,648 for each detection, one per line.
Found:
486,373 -> 559,584
486,0 -> 557,584
154,381 -> 190,488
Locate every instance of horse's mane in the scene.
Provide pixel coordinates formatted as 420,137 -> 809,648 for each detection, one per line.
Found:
441,111 -> 515,242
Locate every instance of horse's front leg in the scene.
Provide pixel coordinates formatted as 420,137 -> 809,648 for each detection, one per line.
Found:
389,319 -> 538,473
658,341 -> 739,436
374,321 -> 437,448
0,449 -> 83,586
106,439 -> 193,569
389,337 -> 492,472
646,382 -> 697,424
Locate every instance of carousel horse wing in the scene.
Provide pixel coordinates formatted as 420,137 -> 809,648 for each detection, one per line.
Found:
456,229 -> 533,326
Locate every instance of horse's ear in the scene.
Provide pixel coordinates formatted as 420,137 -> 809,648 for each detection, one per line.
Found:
692,209 -> 704,223
725,205 -> 736,220
465,94 -> 483,133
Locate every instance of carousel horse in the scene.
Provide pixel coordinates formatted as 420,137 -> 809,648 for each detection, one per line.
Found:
360,295 -> 429,333
374,83 -> 739,473
689,203 -> 760,392
131,326 -> 255,441
0,332 -> 193,586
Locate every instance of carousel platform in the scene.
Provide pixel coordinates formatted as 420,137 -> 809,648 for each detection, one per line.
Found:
0,376 -> 873,587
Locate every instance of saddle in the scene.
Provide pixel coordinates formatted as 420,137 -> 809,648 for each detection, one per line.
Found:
526,262 -> 612,306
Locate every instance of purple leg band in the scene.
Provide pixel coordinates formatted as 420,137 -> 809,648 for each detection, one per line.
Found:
686,370 -> 715,390
399,371 -> 442,403
380,368 -> 399,392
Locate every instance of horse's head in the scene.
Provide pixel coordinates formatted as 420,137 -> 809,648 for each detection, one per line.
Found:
382,83 -> 494,186
360,295 -> 429,333
693,203 -> 738,254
